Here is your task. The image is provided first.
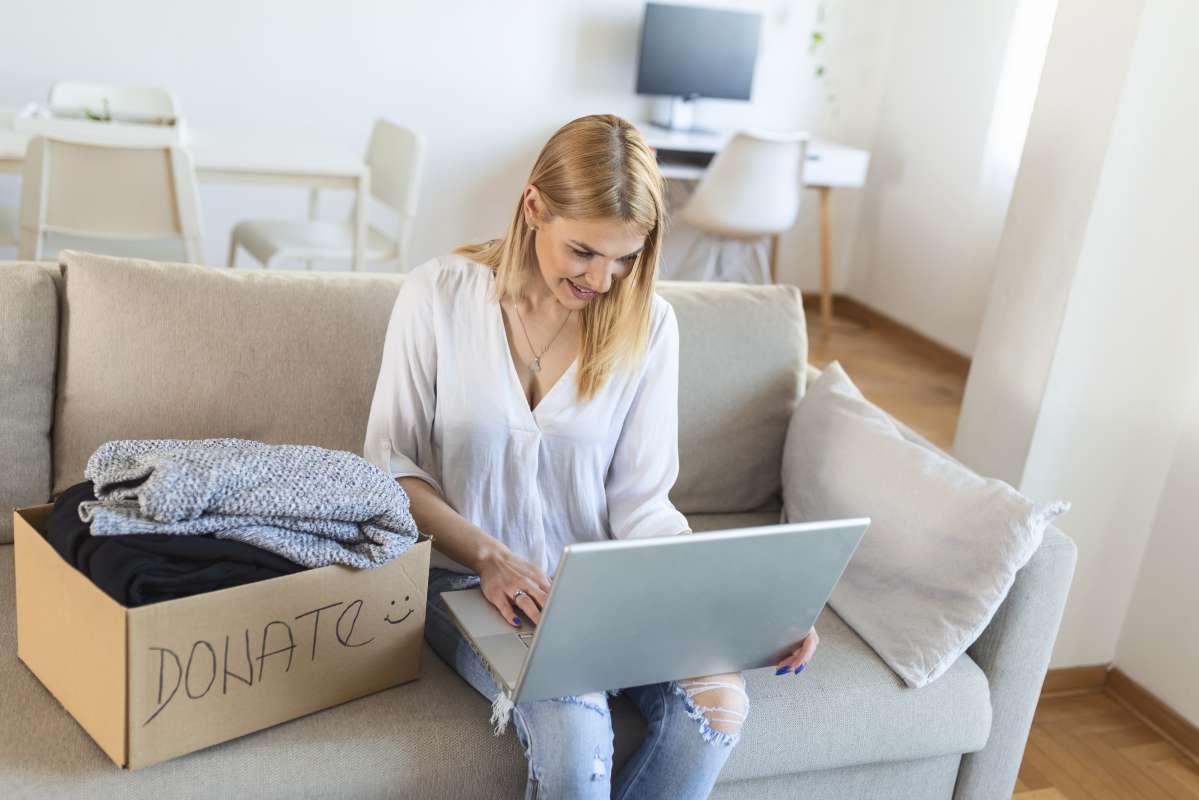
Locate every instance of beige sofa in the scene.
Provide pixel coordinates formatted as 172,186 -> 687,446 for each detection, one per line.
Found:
0,250 -> 1077,799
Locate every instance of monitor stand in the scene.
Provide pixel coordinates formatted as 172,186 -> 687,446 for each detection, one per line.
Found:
650,96 -> 718,135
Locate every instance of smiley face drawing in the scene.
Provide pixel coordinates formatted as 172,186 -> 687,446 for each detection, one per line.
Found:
385,595 -> 415,625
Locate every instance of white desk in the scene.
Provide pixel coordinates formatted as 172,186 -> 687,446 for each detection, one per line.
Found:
0,119 -> 371,270
639,122 -> 870,329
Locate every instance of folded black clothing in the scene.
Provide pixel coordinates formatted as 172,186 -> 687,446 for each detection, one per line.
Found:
46,480 -> 307,607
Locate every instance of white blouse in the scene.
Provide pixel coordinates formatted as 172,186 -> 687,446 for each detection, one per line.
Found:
363,253 -> 691,576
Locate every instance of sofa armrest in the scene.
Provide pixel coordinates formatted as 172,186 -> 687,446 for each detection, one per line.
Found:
886,380 -> 1078,798
953,525 -> 1077,799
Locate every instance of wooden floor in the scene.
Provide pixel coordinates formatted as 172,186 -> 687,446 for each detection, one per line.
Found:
801,294 -> 1199,799
803,296 -> 970,452
1014,690 -> 1199,799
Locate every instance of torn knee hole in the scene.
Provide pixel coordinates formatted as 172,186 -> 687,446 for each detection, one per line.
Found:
590,749 -> 607,781
551,690 -> 609,717
677,674 -> 749,737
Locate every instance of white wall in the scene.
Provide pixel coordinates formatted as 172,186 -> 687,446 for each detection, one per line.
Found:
959,0 -> 1199,724
1116,373 -> 1199,725
955,0 -> 1144,491
755,0 -> 899,298
844,0 -> 1054,357
1094,0 -> 1199,725
0,0 -> 895,286
1,0 -> 1031,359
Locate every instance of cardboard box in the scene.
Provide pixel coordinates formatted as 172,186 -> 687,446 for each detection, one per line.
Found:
13,504 -> 431,770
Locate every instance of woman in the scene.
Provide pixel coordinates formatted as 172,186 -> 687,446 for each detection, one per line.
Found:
364,114 -> 818,799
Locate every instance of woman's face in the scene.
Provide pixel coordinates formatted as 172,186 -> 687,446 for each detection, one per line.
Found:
524,186 -> 646,309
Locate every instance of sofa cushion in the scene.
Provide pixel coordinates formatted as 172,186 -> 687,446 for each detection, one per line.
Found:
660,280 -> 806,514
687,509 -> 787,532
0,262 -> 61,544
50,250 -> 407,496
0,511 -> 991,793
48,252 -> 805,516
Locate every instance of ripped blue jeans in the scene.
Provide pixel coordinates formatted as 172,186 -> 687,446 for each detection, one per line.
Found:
424,567 -> 749,800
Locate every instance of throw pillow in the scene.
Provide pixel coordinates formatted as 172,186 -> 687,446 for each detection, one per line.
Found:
781,360 -> 1070,688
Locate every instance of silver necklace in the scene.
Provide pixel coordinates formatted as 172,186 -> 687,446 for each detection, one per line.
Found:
510,297 -> 573,374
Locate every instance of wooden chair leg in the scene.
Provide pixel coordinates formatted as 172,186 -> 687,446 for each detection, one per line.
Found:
769,233 -> 780,284
819,186 -> 833,329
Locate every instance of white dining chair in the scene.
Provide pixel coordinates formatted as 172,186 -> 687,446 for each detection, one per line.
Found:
48,81 -> 180,125
18,135 -> 204,263
677,130 -> 809,284
227,119 -> 425,271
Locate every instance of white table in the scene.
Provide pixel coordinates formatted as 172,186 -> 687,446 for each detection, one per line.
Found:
0,120 -> 371,271
639,122 -> 870,329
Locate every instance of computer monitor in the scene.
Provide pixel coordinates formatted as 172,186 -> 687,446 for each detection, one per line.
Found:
635,2 -> 762,132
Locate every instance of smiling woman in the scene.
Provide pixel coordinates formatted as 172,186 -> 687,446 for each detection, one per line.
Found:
363,114 -> 768,798
491,211 -> 651,397
454,115 -> 670,406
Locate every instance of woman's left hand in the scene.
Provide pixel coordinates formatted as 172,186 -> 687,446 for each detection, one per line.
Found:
775,626 -> 819,674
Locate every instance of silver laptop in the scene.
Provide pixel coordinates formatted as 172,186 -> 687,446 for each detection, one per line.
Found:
440,517 -> 869,704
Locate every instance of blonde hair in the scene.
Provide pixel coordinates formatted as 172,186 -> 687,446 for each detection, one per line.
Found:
453,113 -> 668,403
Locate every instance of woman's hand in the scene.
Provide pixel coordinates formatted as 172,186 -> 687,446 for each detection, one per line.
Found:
477,543 -> 553,627
400,480 -> 552,625
775,626 -> 819,675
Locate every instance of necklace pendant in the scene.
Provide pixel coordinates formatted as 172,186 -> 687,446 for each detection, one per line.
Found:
531,357 -> 541,373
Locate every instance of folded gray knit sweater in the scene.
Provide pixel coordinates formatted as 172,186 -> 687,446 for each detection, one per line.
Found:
78,437 -> 419,569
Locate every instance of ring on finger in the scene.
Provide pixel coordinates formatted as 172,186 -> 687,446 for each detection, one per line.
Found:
513,589 -> 528,600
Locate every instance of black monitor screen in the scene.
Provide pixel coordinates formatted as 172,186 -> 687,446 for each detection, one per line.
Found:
635,2 -> 762,101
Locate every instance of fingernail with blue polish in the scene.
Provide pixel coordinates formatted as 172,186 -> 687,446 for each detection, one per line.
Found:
775,665 -> 791,675
513,616 -> 521,625
794,663 -> 806,674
